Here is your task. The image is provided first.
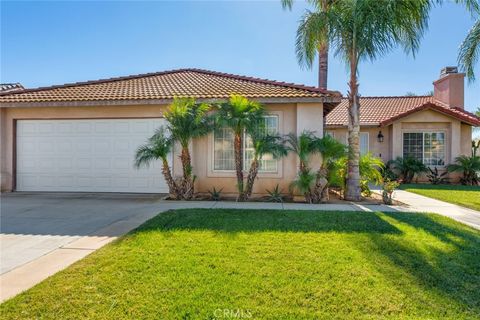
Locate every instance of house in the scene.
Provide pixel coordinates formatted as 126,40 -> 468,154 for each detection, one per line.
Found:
326,67 -> 480,181
0,83 -> 24,93
1,67 -> 478,195
0,69 -> 341,194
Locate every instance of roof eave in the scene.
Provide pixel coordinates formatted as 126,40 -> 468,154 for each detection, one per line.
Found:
0,96 -> 342,108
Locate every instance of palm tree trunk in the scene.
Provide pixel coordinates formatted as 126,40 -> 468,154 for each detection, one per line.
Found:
162,158 -> 179,199
313,167 -> 329,203
234,132 -> 244,197
345,57 -> 361,201
180,145 -> 194,199
242,158 -> 259,201
318,44 -> 329,90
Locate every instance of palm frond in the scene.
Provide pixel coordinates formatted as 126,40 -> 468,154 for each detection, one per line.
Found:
134,127 -> 172,168
458,18 -> 480,82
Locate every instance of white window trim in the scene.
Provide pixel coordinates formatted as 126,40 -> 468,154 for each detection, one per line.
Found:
207,111 -> 284,178
401,130 -> 447,167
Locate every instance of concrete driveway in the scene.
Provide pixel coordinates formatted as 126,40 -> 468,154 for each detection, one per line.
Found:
0,192 -> 184,301
0,193 -> 170,274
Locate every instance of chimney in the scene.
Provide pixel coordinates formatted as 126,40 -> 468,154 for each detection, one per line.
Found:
433,66 -> 465,109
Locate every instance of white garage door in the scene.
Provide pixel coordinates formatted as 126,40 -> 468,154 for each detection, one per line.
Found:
16,119 -> 171,193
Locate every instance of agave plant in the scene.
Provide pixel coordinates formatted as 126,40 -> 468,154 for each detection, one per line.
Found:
266,184 -> 284,203
135,127 -> 179,199
448,155 -> 480,185
164,97 -> 213,199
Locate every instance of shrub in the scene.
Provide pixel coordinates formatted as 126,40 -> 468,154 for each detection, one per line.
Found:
426,167 -> 449,185
208,187 -> 223,201
331,153 -> 384,198
266,184 -> 283,203
389,156 -> 427,183
382,180 -> 400,205
448,155 -> 480,186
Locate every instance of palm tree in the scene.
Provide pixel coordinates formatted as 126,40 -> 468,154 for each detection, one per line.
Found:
163,97 -> 212,199
215,95 -> 266,199
312,135 -> 346,202
281,0 -> 334,90
286,131 -> 319,203
456,0 -> 480,81
448,155 -> 480,185
294,0 -> 429,200
243,131 -> 288,200
135,127 -> 179,199
459,18 -> 480,81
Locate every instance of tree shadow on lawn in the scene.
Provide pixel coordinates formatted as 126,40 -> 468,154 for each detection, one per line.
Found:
135,209 -> 480,316
137,209 -> 402,234
363,212 -> 480,316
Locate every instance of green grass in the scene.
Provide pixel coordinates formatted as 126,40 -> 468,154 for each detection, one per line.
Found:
1,209 -> 480,319
400,184 -> 480,211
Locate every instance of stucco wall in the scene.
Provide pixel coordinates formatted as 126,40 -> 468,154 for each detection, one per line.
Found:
0,102 -> 323,194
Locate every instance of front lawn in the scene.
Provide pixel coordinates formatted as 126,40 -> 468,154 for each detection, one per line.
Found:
400,184 -> 480,211
1,209 -> 479,319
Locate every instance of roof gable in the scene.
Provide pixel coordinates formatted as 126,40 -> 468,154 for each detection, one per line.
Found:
0,69 -> 341,106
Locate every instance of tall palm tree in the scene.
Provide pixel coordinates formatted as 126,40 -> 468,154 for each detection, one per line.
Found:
135,127 -> 179,199
459,17 -> 480,81
312,135 -> 346,202
286,131 -> 319,203
243,131 -> 288,200
294,0 -> 429,201
164,97 -> 212,199
281,0 -> 333,90
215,95 -> 266,199
456,0 -> 480,81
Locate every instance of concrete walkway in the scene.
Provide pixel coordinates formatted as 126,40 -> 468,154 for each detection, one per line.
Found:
374,188 -> 480,230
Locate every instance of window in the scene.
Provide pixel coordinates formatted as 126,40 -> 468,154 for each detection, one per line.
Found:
213,115 -> 279,172
403,132 -> 445,166
325,131 -> 335,138
360,132 -> 369,155
213,126 -> 235,170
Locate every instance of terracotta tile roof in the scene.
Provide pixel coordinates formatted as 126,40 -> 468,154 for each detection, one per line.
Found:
0,69 -> 341,105
326,96 -> 480,127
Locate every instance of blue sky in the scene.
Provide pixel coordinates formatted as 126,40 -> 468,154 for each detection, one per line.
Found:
1,1 -> 478,114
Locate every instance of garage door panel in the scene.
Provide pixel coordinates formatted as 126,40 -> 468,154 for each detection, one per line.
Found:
16,119 -> 169,193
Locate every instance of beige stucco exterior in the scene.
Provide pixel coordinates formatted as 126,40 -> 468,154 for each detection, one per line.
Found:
0,102 -> 324,194
326,108 -> 474,182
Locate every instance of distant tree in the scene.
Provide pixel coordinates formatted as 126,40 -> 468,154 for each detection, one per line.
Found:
405,92 -> 417,96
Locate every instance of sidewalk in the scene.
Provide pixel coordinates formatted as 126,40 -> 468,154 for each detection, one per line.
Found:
373,189 -> 480,230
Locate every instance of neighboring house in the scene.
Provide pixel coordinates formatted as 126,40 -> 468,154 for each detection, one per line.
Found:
326,67 -> 480,181
0,69 -> 341,194
0,83 -> 24,93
